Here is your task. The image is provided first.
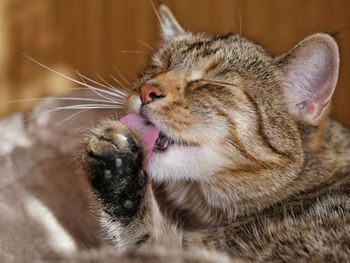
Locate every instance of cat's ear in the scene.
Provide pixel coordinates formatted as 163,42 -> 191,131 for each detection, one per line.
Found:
276,33 -> 339,125
158,5 -> 185,41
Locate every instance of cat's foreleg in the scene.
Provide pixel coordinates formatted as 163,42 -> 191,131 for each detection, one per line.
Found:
81,120 -> 181,253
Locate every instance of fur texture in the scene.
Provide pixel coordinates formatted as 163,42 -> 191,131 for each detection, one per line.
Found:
81,5 -> 350,262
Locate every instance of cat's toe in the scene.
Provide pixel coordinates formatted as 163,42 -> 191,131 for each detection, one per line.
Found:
81,120 -> 148,220
82,120 -> 144,182
86,120 -> 141,154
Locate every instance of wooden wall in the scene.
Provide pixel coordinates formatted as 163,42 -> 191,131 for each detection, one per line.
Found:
1,0 -> 350,125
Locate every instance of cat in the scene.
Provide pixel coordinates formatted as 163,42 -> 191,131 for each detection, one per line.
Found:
80,5 -> 350,262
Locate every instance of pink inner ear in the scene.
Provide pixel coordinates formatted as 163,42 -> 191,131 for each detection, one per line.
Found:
120,113 -> 160,166
281,34 -> 339,124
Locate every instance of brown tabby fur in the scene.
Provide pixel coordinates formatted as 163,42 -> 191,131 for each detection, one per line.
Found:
81,5 -> 350,262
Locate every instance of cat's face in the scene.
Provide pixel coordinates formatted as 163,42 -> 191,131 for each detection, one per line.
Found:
128,32 -> 292,183
126,6 -> 339,197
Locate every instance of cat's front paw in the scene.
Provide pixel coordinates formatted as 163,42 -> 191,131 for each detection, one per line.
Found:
82,120 -> 148,223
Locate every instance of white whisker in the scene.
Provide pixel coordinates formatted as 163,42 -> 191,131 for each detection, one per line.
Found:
111,65 -> 131,85
121,50 -> 147,54
6,97 -> 124,104
77,70 -> 127,98
137,39 -> 157,52
56,107 -> 118,110
76,71 -> 124,104
54,109 -> 89,127
109,74 -> 128,90
54,103 -> 123,109
97,74 -> 128,97
25,104 -> 121,123
150,0 -> 165,30
76,71 -> 118,104
238,10 -> 242,35
23,54 -> 126,105
69,86 -> 128,97
76,70 -> 112,90
24,54 -> 110,95
95,73 -> 117,90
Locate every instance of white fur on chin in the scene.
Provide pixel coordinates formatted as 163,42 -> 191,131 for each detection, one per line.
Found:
149,144 -> 229,182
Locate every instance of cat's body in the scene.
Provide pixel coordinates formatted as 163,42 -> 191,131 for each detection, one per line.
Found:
172,120 -> 350,262
81,6 -> 350,262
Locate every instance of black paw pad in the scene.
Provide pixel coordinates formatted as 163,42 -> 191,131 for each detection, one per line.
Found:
83,126 -> 148,223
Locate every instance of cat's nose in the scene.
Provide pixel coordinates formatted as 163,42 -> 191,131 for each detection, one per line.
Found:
140,83 -> 164,105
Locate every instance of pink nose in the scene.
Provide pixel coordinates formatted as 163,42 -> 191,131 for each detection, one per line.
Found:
140,84 -> 164,105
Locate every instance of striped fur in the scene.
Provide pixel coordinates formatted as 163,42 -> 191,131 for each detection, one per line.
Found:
81,5 -> 350,262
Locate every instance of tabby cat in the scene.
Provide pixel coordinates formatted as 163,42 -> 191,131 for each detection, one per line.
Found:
81,5 -> 350,262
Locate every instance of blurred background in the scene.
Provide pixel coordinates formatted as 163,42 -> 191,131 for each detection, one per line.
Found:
0,0 -> 349,125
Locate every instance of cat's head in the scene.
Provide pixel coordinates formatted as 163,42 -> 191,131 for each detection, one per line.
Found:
126,6 -> 339,203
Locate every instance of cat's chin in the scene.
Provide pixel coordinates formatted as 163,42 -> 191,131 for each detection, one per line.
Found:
148,143 -> 229,183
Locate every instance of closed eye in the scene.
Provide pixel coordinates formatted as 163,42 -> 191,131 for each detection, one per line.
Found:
200,79 -> 238,89
187,80 -> 212,90
187,79 -> 237,90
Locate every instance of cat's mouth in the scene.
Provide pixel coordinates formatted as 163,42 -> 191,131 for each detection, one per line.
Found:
120,113 -> 176,159
153,132 -> 174,152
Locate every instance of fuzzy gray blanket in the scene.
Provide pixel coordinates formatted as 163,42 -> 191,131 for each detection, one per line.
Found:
0,93 -> 237,263
0,93 -> 110,261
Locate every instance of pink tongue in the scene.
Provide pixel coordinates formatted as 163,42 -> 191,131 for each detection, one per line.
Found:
120,113 -> 160,165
